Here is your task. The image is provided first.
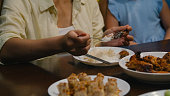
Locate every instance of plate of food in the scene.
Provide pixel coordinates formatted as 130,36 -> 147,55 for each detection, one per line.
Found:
48,72 -> 130,96
73,47 -> 134,66
119,52 -> 170,83
139,89 -> 170,96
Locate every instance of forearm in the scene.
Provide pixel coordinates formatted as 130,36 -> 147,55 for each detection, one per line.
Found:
160,0 -> 170,40
0,36 -> 65,63
105,9 -> 119,29
164,28 -> 170,39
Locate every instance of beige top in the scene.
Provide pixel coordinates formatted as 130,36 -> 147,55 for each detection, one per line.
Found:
58,26 -> 75,35
0,0 -> 104,50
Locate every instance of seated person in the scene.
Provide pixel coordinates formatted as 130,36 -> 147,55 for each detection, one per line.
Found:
106,0 -> 170,44
0,0 -> 132,64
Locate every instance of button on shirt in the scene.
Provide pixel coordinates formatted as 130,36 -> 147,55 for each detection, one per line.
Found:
0,0 -> 104,50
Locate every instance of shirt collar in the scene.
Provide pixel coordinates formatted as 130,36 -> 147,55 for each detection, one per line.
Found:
39,0 -> 54,12
39,0 -> 87,12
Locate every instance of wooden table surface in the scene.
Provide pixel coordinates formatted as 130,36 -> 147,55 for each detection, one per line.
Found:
1,39 -> 170,96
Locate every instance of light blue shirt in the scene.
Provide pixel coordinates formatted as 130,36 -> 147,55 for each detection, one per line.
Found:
108,0 -> 165,44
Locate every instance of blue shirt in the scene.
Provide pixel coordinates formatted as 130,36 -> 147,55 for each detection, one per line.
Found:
166,0 -> 170,7
108,0 -> 165,44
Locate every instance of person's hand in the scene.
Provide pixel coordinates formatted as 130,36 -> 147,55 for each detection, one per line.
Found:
129,41 -> 138,45
102,25 -> 134,46
62,30 -> 91,56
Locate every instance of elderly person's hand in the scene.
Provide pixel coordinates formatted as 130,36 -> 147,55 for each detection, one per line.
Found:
102,25 -> 137,46
62,30 -> 91,56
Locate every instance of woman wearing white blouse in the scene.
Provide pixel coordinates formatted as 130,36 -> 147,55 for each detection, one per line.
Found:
0,0 -> 132,63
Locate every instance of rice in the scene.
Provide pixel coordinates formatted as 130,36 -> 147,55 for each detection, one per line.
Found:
83,48 -> 120,63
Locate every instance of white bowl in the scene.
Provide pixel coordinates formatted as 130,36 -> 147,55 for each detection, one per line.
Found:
73,47 -> 134,66
119,52 -> 170,83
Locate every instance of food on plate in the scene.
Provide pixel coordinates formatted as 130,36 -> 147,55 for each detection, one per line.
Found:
83,48 -> 119,63
57,83 -> 70,96
101,33 -> 114,42
163,52 -> 170,63
82,48 -> 130,63
101,30 -> 129,42
165,90 -> 170,96
126,52 -> 170,73
119,50 -> 129,59
57,72 -> 120,96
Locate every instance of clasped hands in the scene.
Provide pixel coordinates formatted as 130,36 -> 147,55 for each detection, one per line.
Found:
102,25 -> 137,47
62,25 -> 136,56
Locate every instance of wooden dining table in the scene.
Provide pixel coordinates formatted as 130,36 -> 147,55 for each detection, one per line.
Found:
0,39 -> 170,96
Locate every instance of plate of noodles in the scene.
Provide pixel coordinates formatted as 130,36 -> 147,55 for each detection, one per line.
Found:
73,47 -> 134,66
119,52 -> 170,83
48,73 -> 130,96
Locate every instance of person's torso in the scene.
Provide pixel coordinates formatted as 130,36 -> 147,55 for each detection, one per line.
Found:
109,0 -> 166,43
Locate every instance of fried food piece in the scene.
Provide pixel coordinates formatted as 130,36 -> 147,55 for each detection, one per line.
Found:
143,55 -> 158,65
78,72 -> 91,82
67,73 -> 78,89
104,78 -> 120,96
57,83 -> 71,96
74,81 -> 88,96
167,64 -> 170,72
87,88 -> 105,96
126,60 -> 153,72
142,56 -> 162,70
129,52 -> 142,61
119,50 -> 129,59
94,73 -> 104,89
163,52 -> 170,64
87,81 -> 104,96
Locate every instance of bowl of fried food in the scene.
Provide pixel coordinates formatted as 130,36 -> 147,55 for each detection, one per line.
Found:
119,52 -> 170,83
73,47 -> 134,66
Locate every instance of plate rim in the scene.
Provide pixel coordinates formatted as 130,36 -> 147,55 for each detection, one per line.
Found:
138,89 -> 170,96
48,75 -> 130,96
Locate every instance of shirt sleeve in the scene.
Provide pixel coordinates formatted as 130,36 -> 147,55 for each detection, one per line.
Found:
157,0 -> 163,14
0,0 -> 26,50
108,0 -> 120,21
91,0 -> 104,46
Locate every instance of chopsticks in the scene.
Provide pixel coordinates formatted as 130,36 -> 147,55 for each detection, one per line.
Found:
85,54 -> 112,64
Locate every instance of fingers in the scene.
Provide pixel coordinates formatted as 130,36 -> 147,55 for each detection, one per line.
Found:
104,29 -> 113,36
65,30 -> 91,56
104,25 -> 133,36
125,25 -> 132,31
71,30 -> 90,44
126,35 -> 134,41
110,26 -> 127,33
70,44 -> 91,56
129,41 -> 138,45
102,38 -> 125,47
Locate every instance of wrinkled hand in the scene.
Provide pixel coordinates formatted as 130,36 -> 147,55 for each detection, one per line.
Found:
103,25 -> 134,46
62,30 -> 91,56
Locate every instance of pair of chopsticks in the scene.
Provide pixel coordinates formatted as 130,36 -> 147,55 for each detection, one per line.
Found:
85,54 -> 112,64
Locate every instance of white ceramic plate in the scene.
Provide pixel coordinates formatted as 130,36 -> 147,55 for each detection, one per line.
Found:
48,75 -> 130,96
119,52 -> 170,83
73,47 -> 134,66
139,89 -> 170,96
